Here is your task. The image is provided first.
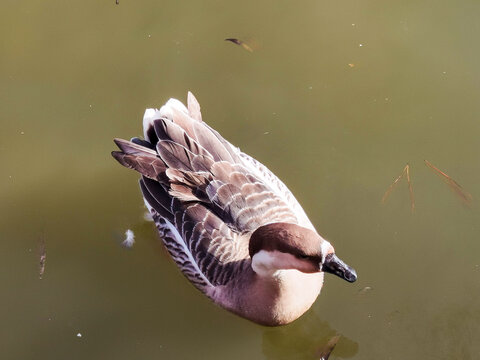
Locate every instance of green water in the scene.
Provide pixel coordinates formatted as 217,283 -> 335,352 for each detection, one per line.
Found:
1,0 -> 480,359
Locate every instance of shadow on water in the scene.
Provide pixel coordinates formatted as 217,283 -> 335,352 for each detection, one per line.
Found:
262,311 -> 358,360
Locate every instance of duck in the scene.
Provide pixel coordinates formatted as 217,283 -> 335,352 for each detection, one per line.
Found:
112,92 -> 357,326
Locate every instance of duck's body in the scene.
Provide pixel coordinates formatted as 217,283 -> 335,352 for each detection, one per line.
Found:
112,92 -> 356,326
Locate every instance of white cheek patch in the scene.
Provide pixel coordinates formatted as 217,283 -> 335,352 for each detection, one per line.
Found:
252,250 -> 277,277
252,250 -> 310,277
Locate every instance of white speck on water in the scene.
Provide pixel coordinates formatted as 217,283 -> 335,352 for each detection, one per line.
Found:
77,333 -> 82,338
148,34 -> 151,38
122,229 -> 135,248
351,23 -> 355,26
358,286 -> 373,295
89,104 -> 92,109
442,71 -> 447,74
20,131 -> 25,135
308,86 -> 313,90
263,132 -> 270,135
385,97 -> 389,101
359,43 -> 363,47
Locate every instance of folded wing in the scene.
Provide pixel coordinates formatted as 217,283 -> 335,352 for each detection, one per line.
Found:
112,92 -> 311,292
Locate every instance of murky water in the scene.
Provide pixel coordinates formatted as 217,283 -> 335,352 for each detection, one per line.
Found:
2,0 -> 480,359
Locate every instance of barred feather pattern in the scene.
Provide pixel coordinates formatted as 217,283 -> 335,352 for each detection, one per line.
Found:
238,152 -> 315,231
113,92 -> 310,294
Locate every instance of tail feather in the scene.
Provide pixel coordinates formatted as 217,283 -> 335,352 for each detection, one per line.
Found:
112,138 -> 165,180
153,117 -> 212,161
112,151 -> 165,181
139,177 -> 174,222
191,120 -> 235,162
131,137 -> 155,150
114,138 -> 157,156
140,92 -> 239,165
187,91 -> 202,122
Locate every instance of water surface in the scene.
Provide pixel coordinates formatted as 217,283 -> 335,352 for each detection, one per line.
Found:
1,1 -> 480,359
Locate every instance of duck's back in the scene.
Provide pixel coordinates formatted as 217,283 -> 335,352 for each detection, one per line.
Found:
112,92 -> 314,295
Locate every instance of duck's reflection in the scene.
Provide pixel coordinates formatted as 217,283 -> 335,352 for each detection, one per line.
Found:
261,310 -> 358,359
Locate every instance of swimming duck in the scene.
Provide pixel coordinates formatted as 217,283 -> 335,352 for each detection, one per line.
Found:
112,92 -> 357,326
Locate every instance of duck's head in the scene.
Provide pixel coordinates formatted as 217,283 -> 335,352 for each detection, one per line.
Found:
249,223 -> 357,282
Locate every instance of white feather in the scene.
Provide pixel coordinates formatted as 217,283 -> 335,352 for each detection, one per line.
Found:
122,229 -> 135,248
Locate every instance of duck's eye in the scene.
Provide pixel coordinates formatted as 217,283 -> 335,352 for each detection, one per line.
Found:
299,254 -> 309,259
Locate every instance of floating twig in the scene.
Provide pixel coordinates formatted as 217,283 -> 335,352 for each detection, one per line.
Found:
382,164 -> 415,212
382,167 -> 406,204
424,160 -> 472,206
225,38 -> 253,52
317,334 -> 341,360
405,164 -> 415,213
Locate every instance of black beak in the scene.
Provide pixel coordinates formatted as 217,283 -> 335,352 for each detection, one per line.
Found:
322,253 -> 357,283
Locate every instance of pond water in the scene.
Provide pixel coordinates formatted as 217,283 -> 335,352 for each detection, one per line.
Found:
1,0 -> 480,359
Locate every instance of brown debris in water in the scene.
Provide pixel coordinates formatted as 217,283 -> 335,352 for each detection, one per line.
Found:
225,38 -> 253,52
382,164 -> 415,213
317,334 -> 341,360
424,160 -> 472,206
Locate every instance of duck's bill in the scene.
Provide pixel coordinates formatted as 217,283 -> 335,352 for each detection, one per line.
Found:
322,253 -> 357,283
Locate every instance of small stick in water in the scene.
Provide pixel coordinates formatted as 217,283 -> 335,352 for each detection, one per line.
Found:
225,38 -> 253,52
405,164 -> 415,213
424,160 -> 472,205
317,334 -> 341,360
382,164 -> 415,213
381,167 -> 406,204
